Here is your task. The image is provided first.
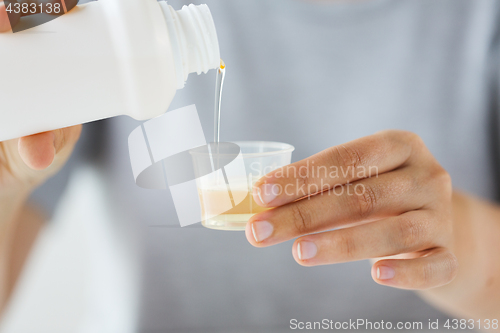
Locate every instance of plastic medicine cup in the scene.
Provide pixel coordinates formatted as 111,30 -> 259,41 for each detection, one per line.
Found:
190,141 -> 294,230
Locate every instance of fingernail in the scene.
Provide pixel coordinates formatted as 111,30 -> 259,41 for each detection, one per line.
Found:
251,221 -> 273,243
254,183 -> 280,205
376,266 -> 395,280
297,241 -> 317,260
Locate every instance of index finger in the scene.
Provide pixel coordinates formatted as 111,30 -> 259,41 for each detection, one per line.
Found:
252,130 -> 425,207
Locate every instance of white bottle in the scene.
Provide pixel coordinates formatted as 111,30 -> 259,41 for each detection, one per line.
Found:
0,0 -> 220,141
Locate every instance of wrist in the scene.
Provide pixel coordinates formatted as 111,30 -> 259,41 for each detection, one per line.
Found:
0,183 -> 32,227
419,191 -> 500,318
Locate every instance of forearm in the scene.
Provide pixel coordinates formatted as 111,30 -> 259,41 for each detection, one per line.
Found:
0,185 -> 30,229
0,188 -> 44,314
419,191 -> 500,320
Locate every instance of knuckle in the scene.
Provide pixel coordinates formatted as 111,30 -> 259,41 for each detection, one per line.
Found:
375,129 -> 394,136
397,172 -> 418,195
434,167 -> 452,194
291,204 -> 313,234
298,172 -> 309,191
379,130 -> 425,164
334,231 -> 357,260
443,251 -> 459,282
408,133 -> 427,158
406,131 -> 425,147
54,129 -> 68,152
401,131 -> 426,156
332,144 -> 363,172
377,129 -> 404,141
382,130 -> 423,146
392,130 -> 424,147
408,173 -> 421,193
353,183 -> 378,219
424,165 -> 452,199
397,216 -> 427,251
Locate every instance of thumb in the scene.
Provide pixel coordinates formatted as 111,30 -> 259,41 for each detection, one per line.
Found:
18,125 -> 82,170
18,131 -> 56,170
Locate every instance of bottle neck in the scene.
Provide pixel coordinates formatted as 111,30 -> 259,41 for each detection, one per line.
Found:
159,2 -> 221,89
